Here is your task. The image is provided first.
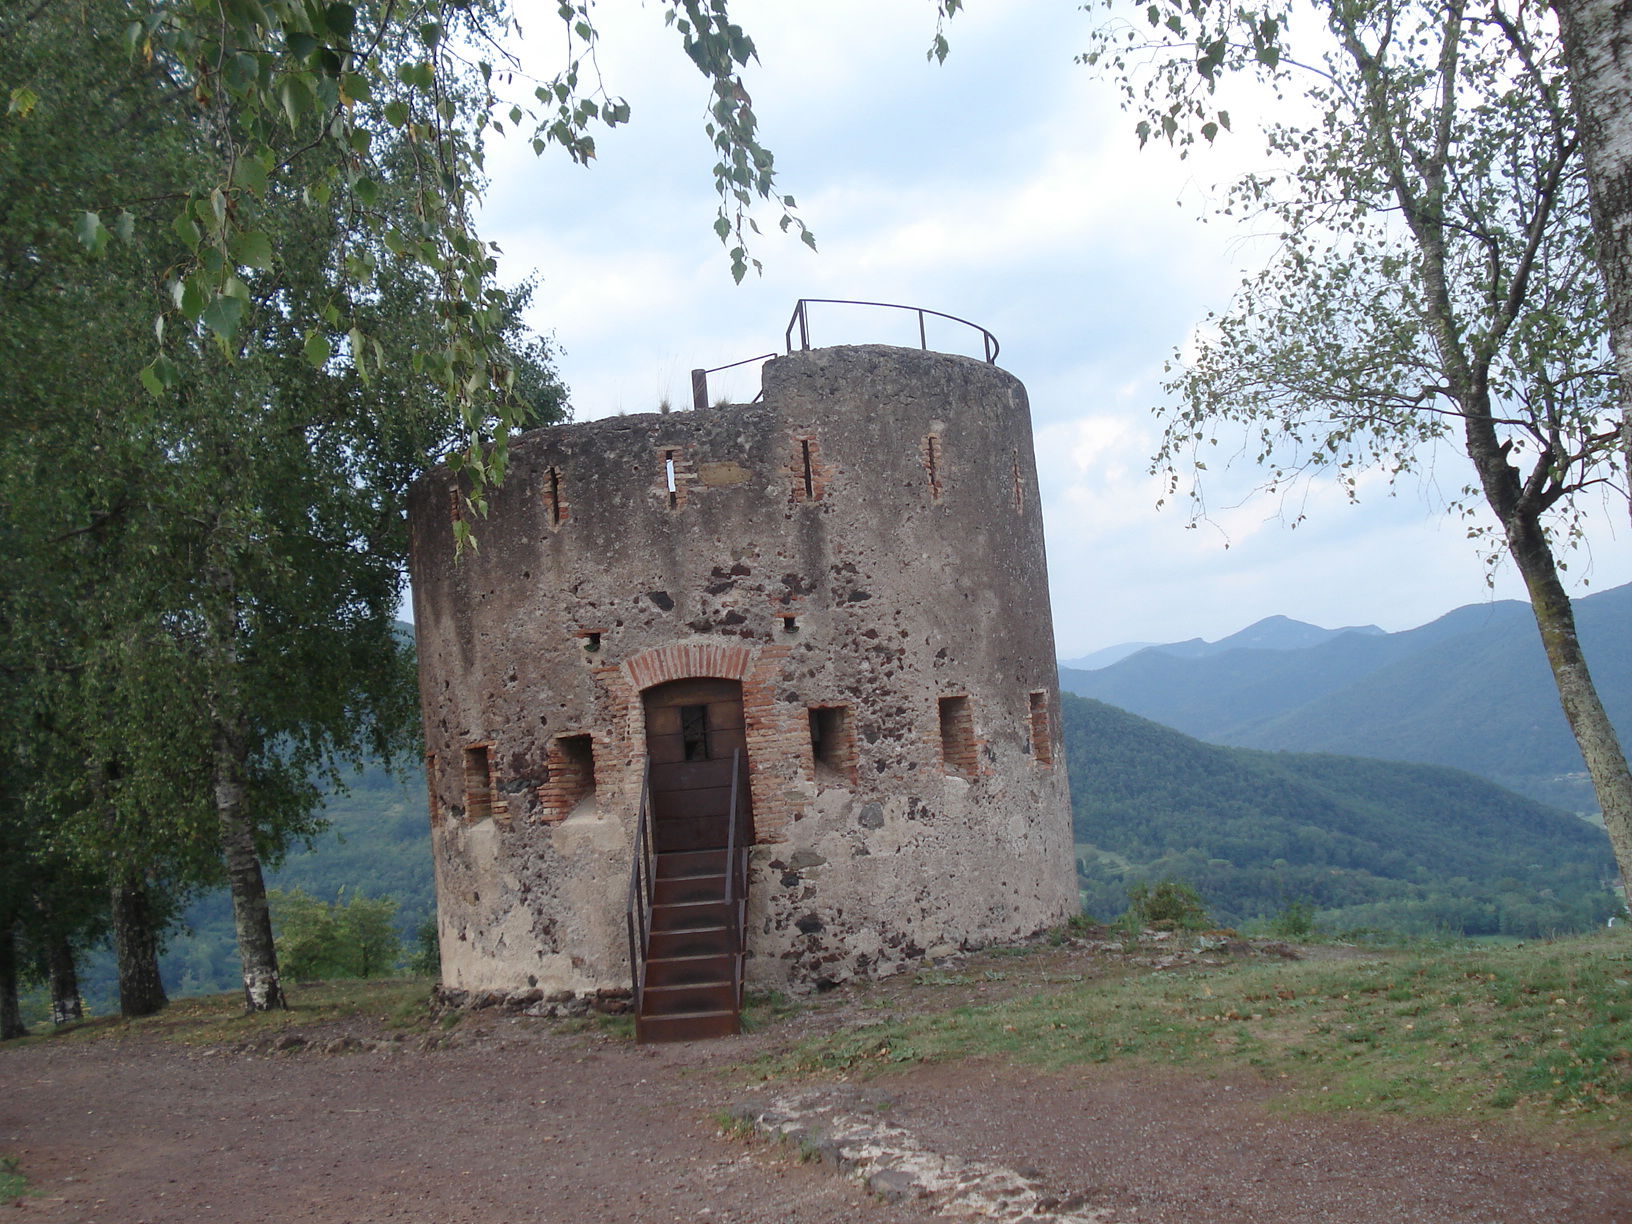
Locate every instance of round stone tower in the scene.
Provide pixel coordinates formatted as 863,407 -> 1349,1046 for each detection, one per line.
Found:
408,341 -> 1076,1015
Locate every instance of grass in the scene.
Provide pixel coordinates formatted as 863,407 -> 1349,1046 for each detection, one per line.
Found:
8,978 -> 438,1048
755,931 -> 1632,1143
0,1156 -> 27,1205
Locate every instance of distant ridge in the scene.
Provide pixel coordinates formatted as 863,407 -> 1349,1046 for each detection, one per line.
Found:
1064,615 -> 1385,671
1062,694 -> 1617,935
1059,583 -> 1632,811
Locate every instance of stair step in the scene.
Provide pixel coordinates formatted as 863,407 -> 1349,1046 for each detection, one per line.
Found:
655,849 -> 730,879
642,981 -> 736,1016
646,927 -> 732,960
636,1009 -> 739,1043
644,952 -> 735,989
652,873 -> 728,906
651,899 -> 731,930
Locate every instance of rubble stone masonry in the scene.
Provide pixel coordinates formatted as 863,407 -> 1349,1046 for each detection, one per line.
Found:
408,344 -> 1077,998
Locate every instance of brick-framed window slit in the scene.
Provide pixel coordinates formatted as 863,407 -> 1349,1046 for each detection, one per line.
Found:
1028,690 -> 1053,765
790,435 -> 827,502
938,695 -> 977,777
923,433 -> 944,501
808,704 -> 857,784
463,743 -> 494,822
540,733 -> 596,822
425,752 -> 442,826
543,465 -> 568,529
1012,451 -> 1025,513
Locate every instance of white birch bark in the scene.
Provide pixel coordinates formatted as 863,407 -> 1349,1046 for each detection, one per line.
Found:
1553,0 -> 1632,521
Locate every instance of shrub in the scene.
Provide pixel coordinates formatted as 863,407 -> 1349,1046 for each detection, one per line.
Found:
1121,878 -> 1211,932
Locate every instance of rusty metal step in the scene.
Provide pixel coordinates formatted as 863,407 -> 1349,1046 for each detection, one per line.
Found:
641,980 -> 736,1016
643,952 -> 735,989
652,873 -> 727,906
646,925 -> 732,960
654,849 -> 731,879
636,1008 -> 739,1043
651,898 -> 731,930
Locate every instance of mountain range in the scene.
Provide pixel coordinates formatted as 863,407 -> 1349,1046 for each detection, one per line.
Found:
1059,583 -> 1632,812
1063,694 -> 1618,935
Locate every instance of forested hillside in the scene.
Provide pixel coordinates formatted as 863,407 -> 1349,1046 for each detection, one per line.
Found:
1062,694 -> 1620,936
1059,583 -> 1632,810
73,768 -> 433,1008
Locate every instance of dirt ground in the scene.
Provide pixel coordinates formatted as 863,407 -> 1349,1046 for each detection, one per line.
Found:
4,943 -> 1631,1224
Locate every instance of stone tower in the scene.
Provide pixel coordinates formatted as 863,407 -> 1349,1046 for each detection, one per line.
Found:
408,336 -> 1076,1031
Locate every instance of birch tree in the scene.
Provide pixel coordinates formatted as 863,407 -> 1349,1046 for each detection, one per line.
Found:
1081,0 -> 1632,895
1551,0 -> 1632,509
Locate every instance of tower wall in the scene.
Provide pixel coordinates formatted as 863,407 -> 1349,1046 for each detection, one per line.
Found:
408,344 -> 1076,997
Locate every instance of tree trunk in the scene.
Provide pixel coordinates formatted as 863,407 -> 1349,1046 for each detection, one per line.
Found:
1503,511 -> 1632,903
111,877 -> 169,1018
0,924 -> 26,1040
1553,0 -> 1632,521
47,931 -> 82,1025
215,711 -> 286,1012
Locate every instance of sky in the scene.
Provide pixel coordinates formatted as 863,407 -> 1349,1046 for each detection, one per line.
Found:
471,1 -> 1631,660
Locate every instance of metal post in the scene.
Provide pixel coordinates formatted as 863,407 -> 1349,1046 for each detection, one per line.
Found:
918,309 -> 927,351
690,368 -> 708,411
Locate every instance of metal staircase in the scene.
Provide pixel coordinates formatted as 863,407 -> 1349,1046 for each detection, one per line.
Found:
626,752 -> 749,1042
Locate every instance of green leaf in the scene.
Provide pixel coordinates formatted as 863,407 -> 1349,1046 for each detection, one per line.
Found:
232,155 -> 269,195
74,211 -> 110,255
353,176 -> 380,206
279,74 -> 315,127
325,3 -> 356,38
172,211 -> 201,247
113,211 -> 135,242
383,98 -> 409,127
201,293 -> 248,343
303,330 -> 333,367
176,276 -> 209,322
232,229 -> 275,269
8,85 -> 39,117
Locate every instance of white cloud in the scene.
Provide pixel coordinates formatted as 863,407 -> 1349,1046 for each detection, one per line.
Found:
473,2 -> 1631,658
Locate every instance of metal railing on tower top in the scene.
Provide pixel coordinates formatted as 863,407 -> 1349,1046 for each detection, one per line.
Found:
689,298 -> 1000,411
784,298 -> 1000,364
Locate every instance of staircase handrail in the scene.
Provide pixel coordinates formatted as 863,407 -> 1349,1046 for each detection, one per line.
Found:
623,757 -> 654,1014
722,749 -> 749,1009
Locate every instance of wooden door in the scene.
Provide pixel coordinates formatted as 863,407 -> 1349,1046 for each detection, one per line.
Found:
642,678 -> 749,853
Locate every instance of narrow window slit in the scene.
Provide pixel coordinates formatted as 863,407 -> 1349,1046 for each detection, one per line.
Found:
463,744 -> 493,822
664,450 -> 678,508
1012,452 -> 1024,512
425,752 -> 442,825
924,434 -> 943,501
1028,691 -> 1053,765
546,465 -> 563,527
938,695 -> 976,777
800,439 -> 815,499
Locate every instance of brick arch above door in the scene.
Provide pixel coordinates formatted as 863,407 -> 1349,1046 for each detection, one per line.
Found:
622,641 -> 756,693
